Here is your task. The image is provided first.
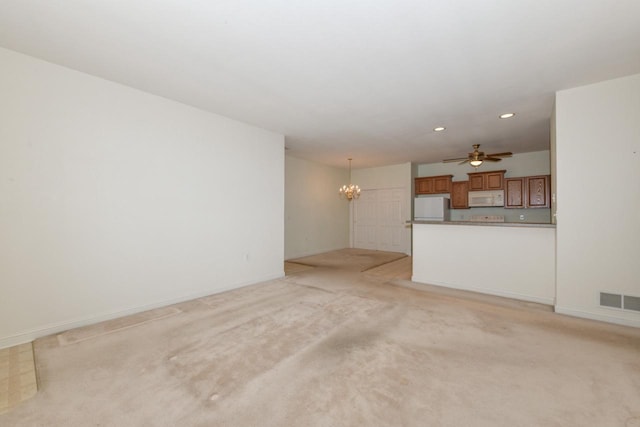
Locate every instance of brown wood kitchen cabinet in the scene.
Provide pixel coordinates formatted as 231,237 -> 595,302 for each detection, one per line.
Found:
505,177 -> 526,208
526,175 -> 551,208
415,175 -> 453,195
450,181 -> 469,209
505,175 -> 550,208
467,170 -> 505,191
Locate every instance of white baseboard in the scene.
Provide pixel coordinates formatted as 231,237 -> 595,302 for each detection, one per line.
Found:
554,306 -> 640,328
411,277 -> 555,306
0,271 -> 284,350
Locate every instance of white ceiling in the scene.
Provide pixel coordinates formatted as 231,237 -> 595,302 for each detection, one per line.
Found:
1,0 -> 639,168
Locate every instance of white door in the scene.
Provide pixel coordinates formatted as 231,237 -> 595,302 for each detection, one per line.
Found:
378,188 -> 405,252
353,188 -> 408,253
354,190 -> 378,250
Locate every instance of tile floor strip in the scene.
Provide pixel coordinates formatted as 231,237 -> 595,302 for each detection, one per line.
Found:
0,342 -> 38,415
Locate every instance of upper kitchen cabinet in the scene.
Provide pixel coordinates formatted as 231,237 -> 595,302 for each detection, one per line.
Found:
505,175 -> 551,208
526,175 -> 551,208
505,178 -> 526,208
450,181 -> 469,209
415,175 -> 453,195
467,170 -> 506,191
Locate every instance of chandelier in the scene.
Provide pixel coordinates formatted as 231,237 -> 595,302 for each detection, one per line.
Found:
339,158 -> 361,201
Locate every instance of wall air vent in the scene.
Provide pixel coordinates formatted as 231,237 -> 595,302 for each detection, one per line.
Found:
623,295 -> 640,312
599,292 -> 622,309
600,292 -> 640,312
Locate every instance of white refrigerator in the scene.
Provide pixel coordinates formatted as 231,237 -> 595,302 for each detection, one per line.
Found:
414,196 -> 450,221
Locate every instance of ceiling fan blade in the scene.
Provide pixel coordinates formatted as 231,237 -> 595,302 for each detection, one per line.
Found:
443,157 -> 469,163
441,145 -> 512,166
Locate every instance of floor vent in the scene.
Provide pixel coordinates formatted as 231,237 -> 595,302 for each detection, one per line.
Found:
600,292 -> 622,309
623,295 -> 640,312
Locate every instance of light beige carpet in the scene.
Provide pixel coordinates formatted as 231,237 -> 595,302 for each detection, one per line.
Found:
56,306 -> 182,346
2,248 -> 640,426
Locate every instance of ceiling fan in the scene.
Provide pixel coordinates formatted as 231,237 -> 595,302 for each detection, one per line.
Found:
443,144 -> 512,168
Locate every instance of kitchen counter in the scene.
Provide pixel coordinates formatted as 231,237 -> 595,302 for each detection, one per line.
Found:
412,220 -> 555,228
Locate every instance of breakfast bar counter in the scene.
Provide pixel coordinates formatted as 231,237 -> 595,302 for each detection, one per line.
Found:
412,222 -> 556,305
412,220 -> 555,228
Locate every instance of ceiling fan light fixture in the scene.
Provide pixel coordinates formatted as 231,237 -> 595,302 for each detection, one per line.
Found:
433,126 -> 446,132
499,112 -> 515,119
442,144 -> 512,168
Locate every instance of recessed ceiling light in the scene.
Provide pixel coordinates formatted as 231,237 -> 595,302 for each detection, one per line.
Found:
499,113 -> 515,119
434,126 -> 446,132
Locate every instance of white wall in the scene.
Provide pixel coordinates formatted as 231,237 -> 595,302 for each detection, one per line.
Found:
417,150 -> 551,181
550,105 -> 557,225
0,48 -> 285,348
412,223 -> 556,305
352,162 -> 413,191
417,151 -> 551,223
555,73 -> 640,327
285,156 -> 349,259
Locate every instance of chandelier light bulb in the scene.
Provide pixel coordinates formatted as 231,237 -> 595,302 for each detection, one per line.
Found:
339,159 -> 360,201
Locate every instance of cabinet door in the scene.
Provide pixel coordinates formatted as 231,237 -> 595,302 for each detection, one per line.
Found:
468,170 -> 505,190
486,172 -> 504,190
433,176 -> 452,193
451,181 -> 469,209
415,177 -> 434,194
468,175 -> 484,191
505,178 -> 525,208
526,175 -> 550,208
415,175 -> 452,195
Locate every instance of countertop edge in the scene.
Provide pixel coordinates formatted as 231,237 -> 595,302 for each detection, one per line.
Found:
412,220 -> 555,228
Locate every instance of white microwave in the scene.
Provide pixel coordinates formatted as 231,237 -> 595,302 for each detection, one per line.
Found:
468,190 -> 505,207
